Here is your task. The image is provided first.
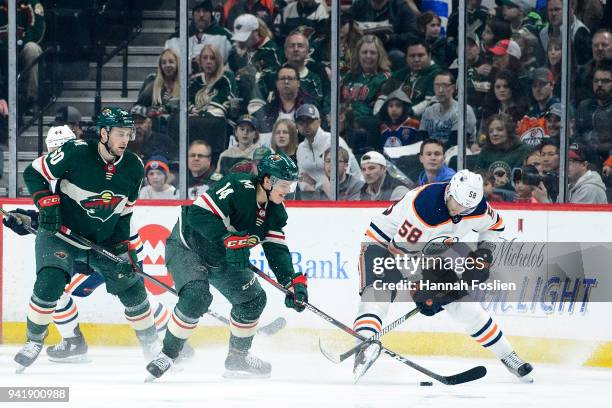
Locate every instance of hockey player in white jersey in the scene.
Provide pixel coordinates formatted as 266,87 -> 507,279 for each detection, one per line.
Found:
353,170 -> 533,382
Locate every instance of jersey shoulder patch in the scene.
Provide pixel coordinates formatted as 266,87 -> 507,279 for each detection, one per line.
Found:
413,183 -> 451,227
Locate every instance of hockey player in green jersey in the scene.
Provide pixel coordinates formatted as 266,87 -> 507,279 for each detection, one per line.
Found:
14,107 -> 160,372
146,152 -> 307,381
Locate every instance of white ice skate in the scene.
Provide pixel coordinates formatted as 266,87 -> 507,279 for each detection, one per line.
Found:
501,351 -> 534,383
223,350 -> 271,379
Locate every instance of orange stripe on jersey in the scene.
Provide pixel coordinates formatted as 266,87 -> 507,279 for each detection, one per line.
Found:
488,215 -> 504,231
64,274 -> 87,293
477,324 -> 498,344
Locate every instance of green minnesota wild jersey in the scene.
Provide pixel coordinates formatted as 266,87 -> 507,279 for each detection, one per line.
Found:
188,70 -> 238,117
341,71 -> 391,118
23,139 -> 144,244
179,172 -> 294,285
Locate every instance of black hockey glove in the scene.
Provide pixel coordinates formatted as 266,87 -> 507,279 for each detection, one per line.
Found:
283,273 -> 308,312
3,208 -> 39,235
462,248 -> 492,283
412,261 -> 468,317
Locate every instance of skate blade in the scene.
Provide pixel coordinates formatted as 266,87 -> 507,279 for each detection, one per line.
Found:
518,374 -> 534,383
15,364 -> 27,374
222,370 -> 271,379
144,374 -> 158,383
48,354 -> 92,364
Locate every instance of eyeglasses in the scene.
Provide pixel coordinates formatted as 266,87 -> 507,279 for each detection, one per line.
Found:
189,153 -> 211,158
277,76 -> 299,82
593,78 -> 612,85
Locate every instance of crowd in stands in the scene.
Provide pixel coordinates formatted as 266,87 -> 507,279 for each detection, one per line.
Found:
1,0 -> 611,203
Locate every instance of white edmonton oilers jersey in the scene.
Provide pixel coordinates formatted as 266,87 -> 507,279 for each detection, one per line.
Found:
365,183 -> 504,254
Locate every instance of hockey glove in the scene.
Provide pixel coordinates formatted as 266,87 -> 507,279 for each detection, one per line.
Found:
410,282 -> 447,316
110,241 -> 141,277
283,273 -> 308,312
462,248 -> 492,283
3,208 -> 39,235
35,193 -> 61,233
223,231 -> 253,269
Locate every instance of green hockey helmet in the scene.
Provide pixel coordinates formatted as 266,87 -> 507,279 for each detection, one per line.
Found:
257,152 -> 298,193
97,107 -> 135,140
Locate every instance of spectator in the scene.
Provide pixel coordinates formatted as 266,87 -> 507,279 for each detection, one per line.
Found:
576,64 -> 612,164
188,139 -> 222,198
566,142 -> 607,204
545,36 -> 563,96
462,32 -> 491,114
447,0 -> 490,41
0,1 -> 45,112
129,104 -> 178,162
359,150 -> 411,200
164,0 -> 232,66
480,69 -> 530,129
314,147 -> 364,200
574,29 -> 612,103
539,0 -> 591,66
259,31 -> 323,107
417,11 -> 455,68
477,170 -> 505,202
376,40 -> 443,118
350,0 -> 419,69
228,14 -> 283,111
513,29 -> 541,73
224,0 -> 276,31
139,156 -> 179,200
137,48 -> 181,116
253,65 -> 316,133
295,104 -> 361,196
530,139 -> 561,203
544,102 -> 563,142
481,19 -> 513,50
516,67 -> 559,147
53,106 -> 84,139
416,138 -> 456,186
339,10 -> 360,75
419,71 -> 477,148
488,39 -> 525,80
188,44 -> 238,120
539,138 -> 560,174
280,0 -> 330,42
270,118 -> 299,163
574,0 -> 604,33
341,35 -> 391,143
475,113 -> 530,191
499,0 -> 544,35
377,89 -> 421,149
217,114 -> 261,174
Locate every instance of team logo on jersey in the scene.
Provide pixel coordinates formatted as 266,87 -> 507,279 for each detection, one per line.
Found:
79,190 -> 126,222
422,235 -> 460,256
139,224 -> 174,295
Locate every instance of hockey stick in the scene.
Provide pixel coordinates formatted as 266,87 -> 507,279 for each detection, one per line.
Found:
0,208 -> 286,336
248,264 -> 486,385
318,305 -> 422,364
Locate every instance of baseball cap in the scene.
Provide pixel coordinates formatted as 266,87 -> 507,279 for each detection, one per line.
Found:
130,104 -> 149,118
295,104 -> 320,120
54,106 -> 82,125
192,0 -> 213,12
145,155 -> 171,175
498,0 -> 535,13
237,114 -> 258,130
545,103 -> 562,118
532,67 -> 554,84
568,143 -> 587,162
360,151 -> 387,167
488,39 -> 521,59
233,14 -> 259,42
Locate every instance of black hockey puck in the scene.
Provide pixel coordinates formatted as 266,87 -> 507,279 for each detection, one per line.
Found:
419,381 -> 433,386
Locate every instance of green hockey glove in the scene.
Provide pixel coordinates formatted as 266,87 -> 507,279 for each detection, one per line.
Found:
223,231 -> 253,269
35,193 -> 61,233
284,273 -> 308,312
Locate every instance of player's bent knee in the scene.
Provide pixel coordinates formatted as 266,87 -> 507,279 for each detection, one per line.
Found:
33,267 -> 70,302
116,278 -> 147,308
232,289 -> 267,323
177,280 -> 212,318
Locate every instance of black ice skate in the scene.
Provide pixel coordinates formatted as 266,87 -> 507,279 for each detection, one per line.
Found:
47,325 -> 89,363
501,351 -> 534,383
145,351 -> 174,382
353,340 -> 382,383
14,339 -> 43,373
223,349 -> 271,379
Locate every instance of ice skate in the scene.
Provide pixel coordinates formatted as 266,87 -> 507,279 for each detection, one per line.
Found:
501,351 -> 534,383
14,340 -> 44,373
47,325 -> 90,363
353,340 -> 382,383
145,351 -> 174,382
223,349 -> 271,379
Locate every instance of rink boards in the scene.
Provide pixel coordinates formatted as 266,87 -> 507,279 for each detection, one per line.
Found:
1,199 -> 612,367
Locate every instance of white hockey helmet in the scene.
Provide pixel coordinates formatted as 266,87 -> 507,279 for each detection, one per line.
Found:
46,125 -> 76,150
446,169 -> 483,211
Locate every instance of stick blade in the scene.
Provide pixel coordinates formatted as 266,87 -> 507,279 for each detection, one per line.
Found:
438,365 -> 487,385
318,338 -> 342,364
256,317 -> 287,336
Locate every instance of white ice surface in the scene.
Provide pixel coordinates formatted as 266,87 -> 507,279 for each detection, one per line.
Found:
1,344 -> 611,408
